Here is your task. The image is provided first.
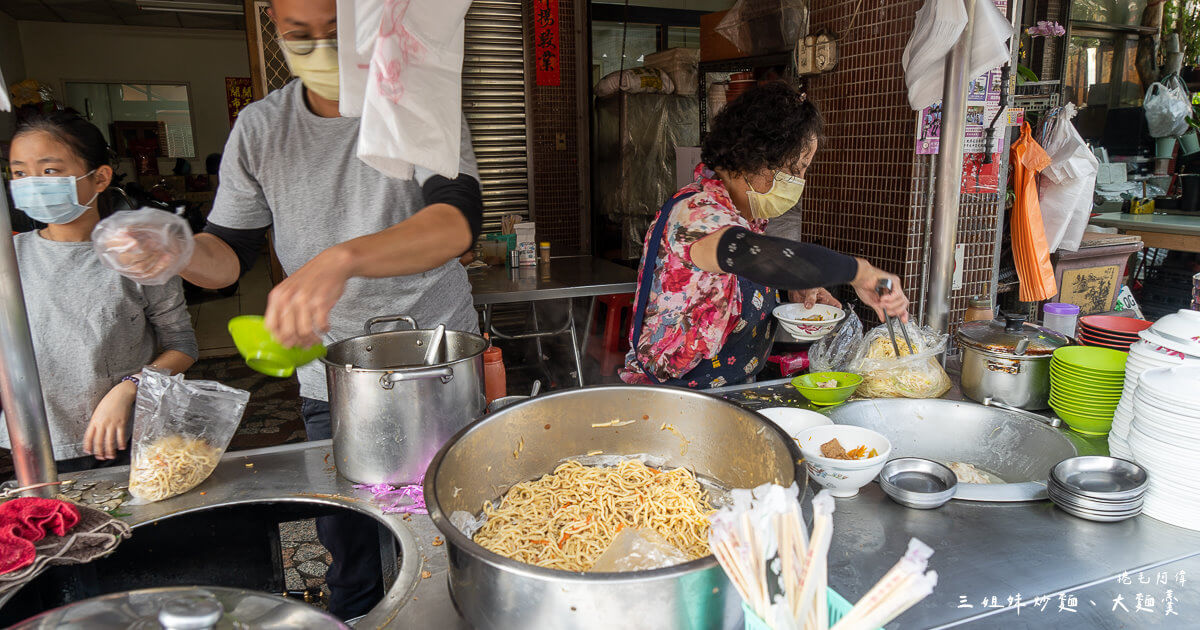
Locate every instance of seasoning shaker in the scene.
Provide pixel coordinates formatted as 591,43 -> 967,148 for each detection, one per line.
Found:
539,242 -> 551,264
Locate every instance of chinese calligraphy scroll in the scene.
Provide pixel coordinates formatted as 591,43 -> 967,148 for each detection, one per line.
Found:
225,77 -> 254,127
533,0 -> 560,86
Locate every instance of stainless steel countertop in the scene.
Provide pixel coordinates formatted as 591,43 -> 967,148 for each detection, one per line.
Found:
1090,212 -> 1200,237
8,382 -> 1198,629
468,256 -> 637,306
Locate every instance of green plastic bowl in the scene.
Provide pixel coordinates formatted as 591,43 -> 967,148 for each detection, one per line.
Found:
1052,346 -> 1128,373
1048,373 -> 1124,394
1048,393 -> 1119,414
228,315 -> 327,378
1048,360 -> 1125,383
791,372 -> 862,406
1049,402 -> 1114,436
1049,385 -> 1123,404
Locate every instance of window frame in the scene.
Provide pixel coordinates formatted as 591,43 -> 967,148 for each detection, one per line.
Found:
62,79 -> 199,159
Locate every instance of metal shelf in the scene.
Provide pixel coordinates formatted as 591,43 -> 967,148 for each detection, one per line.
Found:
698,52 -> 795,137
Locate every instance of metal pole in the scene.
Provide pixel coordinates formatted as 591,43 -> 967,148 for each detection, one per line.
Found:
926,0 -> 977,333
0,187 -> 58,497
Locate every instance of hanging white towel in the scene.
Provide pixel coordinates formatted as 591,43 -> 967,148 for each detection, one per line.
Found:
902,0 -> 1014,111
343,0 -> 473,180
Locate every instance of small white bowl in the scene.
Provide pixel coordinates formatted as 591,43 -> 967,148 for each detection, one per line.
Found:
773,304 -> 845,341
758,407 -> 833,442
1149,310 -> 1200,353
795,425 -> 892,498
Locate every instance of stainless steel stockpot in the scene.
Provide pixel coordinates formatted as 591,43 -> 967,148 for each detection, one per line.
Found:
323,315 -> 486,485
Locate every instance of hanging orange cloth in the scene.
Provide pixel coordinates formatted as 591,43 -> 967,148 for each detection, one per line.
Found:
1009,122 -> 1058,302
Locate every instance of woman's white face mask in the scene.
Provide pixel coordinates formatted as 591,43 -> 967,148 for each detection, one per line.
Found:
744,171 -> 805,220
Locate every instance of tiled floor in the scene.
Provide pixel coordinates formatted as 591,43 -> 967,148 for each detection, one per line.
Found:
187,257 -> 273,358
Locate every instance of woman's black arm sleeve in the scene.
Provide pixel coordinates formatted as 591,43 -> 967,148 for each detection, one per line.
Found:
715,226 -> 859,290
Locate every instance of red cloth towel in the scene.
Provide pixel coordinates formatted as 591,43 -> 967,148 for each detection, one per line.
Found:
0,498 -> 81,575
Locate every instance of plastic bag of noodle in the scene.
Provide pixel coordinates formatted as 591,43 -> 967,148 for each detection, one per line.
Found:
848,323 -> 951,399
809,307 -> 863,373
127,368 -> 249,503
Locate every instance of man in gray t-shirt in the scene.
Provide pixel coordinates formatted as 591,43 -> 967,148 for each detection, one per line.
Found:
99,0 -> 483,618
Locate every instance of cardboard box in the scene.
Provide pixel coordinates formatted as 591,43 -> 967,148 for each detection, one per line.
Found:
700,11 -> 743,62
675,146 -> 702,189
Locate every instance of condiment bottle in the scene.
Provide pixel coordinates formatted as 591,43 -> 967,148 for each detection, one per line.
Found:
965,296 -> 994,322
539,241 -> 551,264
483,336 -> 506,404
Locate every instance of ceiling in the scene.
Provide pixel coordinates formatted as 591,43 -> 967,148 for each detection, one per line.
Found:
0,0 -> 245,31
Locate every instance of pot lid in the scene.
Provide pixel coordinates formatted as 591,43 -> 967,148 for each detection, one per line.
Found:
956,313 -> 1069,356
11,586 -> 349,629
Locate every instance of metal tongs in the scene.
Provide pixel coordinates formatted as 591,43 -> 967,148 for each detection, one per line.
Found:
876,278 -> 915,356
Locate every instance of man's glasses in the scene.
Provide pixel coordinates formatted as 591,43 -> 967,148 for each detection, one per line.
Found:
277,30 -> 338,56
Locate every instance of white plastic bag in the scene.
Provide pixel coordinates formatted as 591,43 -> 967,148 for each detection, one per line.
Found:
91,208 -> 195,286
127,368 -> 249,503
1039,103 -> 1099,253
809,308 -> 864,372
595,67 -> 675,98
848,323 -> 951,399
1144,77 -> 1191,138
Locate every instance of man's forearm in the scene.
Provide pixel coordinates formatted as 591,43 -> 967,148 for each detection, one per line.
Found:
334,203 -> 473,279
181,233 -> 243,289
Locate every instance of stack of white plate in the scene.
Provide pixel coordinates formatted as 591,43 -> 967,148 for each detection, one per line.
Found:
1126,365 -> 1200,530
1109,310 -> 1200,459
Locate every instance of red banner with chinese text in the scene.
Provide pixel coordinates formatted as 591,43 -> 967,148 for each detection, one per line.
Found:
225,77 -> 254,128
533,0 -> 560,86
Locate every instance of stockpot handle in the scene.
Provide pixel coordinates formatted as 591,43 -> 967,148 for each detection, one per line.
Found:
379,367 -> 454,389
365,314 -> 418,334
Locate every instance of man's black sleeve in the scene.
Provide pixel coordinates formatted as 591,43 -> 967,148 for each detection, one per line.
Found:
716,227 -> 859,290
423,173 -> 483,248
202,223 -> 270,275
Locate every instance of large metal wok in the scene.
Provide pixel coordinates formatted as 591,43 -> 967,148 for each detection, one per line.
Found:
424,385 -> 805,630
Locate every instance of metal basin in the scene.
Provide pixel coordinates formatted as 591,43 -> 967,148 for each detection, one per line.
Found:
825,399 -> 1094,501
0,442 -> 424,628
425,385 -> 805,630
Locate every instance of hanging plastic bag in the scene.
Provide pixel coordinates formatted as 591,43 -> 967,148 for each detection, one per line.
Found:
809,307 -> 863,373
1011,122 -> 1058,302
848,323 -> 951,399
716,0 -> 809,56
92,208 -> 195,286
127,368 -> 250,504
1039,104 -> 1099,253
1144,77 -> 1191,138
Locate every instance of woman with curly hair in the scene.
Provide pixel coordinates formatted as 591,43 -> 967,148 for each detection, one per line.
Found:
620,82 -> 909,388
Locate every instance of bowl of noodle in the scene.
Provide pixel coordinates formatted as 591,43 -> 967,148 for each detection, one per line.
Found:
424,385 -> 804,630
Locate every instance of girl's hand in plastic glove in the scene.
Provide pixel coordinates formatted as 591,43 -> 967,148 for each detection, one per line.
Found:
850,259 -> 910,323
264,246 -> 352,347
84,380 -> 136,460
788,288 -> 842,309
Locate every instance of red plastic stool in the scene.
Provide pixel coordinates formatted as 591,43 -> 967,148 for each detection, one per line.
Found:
587,293 -> 634,376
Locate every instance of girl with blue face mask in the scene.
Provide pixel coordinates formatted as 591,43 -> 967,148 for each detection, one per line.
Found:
2,110 -> 198,473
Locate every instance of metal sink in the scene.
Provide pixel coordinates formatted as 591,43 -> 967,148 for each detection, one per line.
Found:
825,399 -> 1104,501
0,441 -> 426,627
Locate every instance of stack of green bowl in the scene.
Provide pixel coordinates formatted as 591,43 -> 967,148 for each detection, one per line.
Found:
1049,346 -> 1128,435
